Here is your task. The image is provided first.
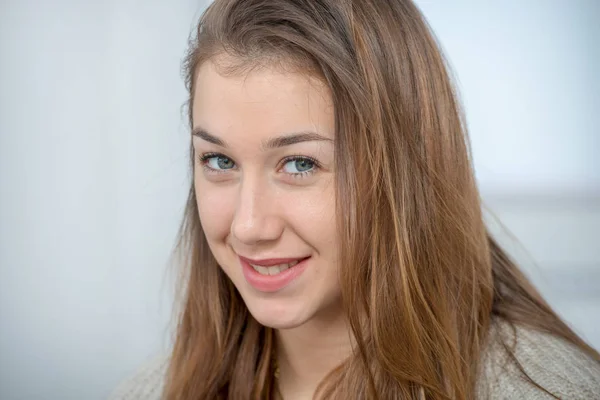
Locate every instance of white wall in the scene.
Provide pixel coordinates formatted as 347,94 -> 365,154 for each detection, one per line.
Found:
0,1 -> 205,399
0,1 -> 598,399
416,0 -> 600,195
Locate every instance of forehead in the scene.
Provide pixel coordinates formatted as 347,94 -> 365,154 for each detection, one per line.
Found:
192,59 -> 335,142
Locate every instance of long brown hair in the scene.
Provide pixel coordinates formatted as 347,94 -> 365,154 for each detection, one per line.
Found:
164,0 -> 599,398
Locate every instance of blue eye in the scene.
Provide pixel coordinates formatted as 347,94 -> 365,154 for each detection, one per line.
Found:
201,154 -> 235,170
282,157 -> 315,174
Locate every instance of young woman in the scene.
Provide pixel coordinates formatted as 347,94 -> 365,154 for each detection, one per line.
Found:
110,0 -> 600,399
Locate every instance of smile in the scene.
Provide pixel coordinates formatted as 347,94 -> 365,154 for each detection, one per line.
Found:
239,256 -> 310,292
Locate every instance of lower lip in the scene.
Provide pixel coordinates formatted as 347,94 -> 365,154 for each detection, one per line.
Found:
240,257 -> 309,293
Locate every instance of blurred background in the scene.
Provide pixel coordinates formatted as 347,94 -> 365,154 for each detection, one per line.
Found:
0,0 -> 598,399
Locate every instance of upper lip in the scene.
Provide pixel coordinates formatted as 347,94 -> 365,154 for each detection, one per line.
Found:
239,255 -> 308,267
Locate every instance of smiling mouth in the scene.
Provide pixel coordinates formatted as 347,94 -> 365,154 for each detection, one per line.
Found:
239,256 -> 310,292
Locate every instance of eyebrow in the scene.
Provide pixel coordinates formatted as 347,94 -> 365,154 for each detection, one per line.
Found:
192,127 -> 333,149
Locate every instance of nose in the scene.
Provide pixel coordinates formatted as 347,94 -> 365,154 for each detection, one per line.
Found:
230,175 -> 284,246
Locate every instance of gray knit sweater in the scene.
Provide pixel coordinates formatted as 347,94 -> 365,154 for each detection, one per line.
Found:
108,323 -> 600,399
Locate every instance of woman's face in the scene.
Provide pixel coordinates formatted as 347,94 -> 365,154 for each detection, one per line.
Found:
192,58 -> 340,329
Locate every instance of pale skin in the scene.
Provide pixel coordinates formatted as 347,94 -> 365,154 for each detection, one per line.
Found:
192,57 -> 353,399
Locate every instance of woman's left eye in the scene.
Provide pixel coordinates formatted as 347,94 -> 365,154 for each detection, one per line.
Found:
281,157 -> 316,174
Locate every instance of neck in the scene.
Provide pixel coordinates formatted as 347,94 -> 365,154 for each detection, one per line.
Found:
275,308 -> 353,399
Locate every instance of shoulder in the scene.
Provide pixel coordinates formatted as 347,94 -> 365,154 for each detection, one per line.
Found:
479,320 -> 600,399
108,354 -> 169,400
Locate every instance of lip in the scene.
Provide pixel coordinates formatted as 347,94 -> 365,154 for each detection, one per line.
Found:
240,255 -> 310,293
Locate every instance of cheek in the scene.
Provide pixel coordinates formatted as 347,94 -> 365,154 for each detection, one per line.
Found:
195,180 -> 235,240
290,185 -> 337,252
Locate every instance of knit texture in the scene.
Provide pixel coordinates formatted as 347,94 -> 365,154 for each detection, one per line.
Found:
108,323 -> 600,399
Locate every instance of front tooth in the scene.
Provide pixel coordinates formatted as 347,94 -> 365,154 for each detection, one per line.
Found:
279,263 -> 290,272
257,265 -> 269,275
269,265 -> 281,276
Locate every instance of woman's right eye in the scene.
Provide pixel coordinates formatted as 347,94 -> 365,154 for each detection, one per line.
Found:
200,154 -> 236,171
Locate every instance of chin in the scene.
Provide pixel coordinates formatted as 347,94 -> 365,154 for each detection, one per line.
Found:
244,295 -> 312,329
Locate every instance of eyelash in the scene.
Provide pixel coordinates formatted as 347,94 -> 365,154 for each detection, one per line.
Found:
197,152 -> 320,178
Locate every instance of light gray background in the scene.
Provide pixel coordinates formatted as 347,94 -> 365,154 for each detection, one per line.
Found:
0,1 -> 598,399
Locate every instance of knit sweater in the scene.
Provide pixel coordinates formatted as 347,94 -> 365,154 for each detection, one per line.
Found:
108,323 -> 600,399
